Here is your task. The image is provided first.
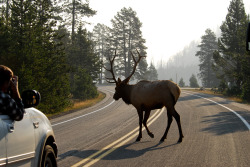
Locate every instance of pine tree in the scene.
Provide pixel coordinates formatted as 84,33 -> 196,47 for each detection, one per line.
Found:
0,0 -> 10,20
57,0 -> 96,40
68,26 -> 100,80
213,0 -> 248,94
0,17 -> 11,64
55,25 -> 71,48
241,41 -> 250,101
189,74 -> 199,88
196,29 -> 219,88
146,62 -> 158,81
179,78 -> 185,87
67,26 -> 100,99
9,0 -> 71,114
110,7 -> 148,81
71,67 -> 97,100
92,23 -> 111,84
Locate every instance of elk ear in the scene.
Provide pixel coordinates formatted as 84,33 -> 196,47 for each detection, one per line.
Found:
118,78 -> 122,83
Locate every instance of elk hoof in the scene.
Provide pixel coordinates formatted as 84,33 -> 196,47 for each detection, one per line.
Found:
148,132 -> 154,138
177,136 -> 184,143
160,137 -> 166,142
136,137 -> 141,142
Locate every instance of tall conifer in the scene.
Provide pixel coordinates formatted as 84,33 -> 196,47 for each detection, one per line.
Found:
213,0 -> 248,94
196,29 -> 219,87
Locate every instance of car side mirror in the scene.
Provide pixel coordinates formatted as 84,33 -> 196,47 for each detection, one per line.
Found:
21,90 -> 41,108
247,22 -> 250,51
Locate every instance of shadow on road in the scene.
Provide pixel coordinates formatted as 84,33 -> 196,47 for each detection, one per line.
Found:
104,141 -> 179,160
197,100 -> 231,107
201,111 -> 249,135
179,93 -> 233,105
58,149 -> 96,161
58,141 -> 179,162
178,95 -> 201,102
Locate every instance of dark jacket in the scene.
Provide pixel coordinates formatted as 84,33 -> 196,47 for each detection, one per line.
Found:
0,91 -> 24,121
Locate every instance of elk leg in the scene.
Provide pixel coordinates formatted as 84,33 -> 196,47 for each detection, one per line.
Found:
143,110 -> 154,138
136,110 -> 143,141
160,111 -> 173,142
173,108 -> 184,143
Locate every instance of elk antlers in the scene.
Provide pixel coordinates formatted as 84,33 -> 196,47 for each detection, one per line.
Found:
104,49 -> 146,84
124,50 -> 146,83
104,50 -> 118,84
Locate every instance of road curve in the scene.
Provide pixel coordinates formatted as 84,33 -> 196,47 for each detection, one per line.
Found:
51,86 -> 250,167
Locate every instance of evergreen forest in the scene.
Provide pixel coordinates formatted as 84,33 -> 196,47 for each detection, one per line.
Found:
195,0 -> 250,102
0,1 -> 157,114
1,0 -> 250,117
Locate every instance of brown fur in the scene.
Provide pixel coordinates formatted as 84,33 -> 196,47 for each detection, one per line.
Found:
130,80 -> 181,109
106,50 -> 183,142
113,79 -> 184,142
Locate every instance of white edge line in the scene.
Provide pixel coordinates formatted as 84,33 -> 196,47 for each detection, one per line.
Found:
52,100 -> 115,127
52,89 -> 115,127
183,92 -> 250,131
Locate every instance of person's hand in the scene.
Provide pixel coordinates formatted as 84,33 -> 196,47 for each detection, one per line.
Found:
9,76 -> 21,99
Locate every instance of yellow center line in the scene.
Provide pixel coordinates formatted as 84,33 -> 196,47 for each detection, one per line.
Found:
71,107 -> 165,167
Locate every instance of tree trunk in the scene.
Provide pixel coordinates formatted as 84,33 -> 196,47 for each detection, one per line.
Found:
128,28 -> 131,76
72,0 -> 75,41
6,0 -> 9,21
123,23 -> 127,77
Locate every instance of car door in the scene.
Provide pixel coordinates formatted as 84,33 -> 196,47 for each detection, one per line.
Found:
0,116 -> 7,166
1,110 -> 36,166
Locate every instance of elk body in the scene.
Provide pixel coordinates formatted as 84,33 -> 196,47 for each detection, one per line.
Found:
105,50 -> 184,142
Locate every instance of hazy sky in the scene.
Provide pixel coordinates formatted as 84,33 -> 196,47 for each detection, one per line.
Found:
85,0 -> 250,65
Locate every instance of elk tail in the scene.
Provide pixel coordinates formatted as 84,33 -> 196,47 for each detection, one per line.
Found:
170,84 -> 181,106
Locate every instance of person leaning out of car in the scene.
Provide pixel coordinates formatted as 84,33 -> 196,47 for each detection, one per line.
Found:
0,65 -> 24,121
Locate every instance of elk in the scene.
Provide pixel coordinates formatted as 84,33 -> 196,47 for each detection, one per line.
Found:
105,50 -> 184,143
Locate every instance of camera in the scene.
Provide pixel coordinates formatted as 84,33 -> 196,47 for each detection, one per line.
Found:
7,77 -> 15,95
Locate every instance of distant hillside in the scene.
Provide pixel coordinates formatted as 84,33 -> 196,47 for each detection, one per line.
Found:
157,40 -> 201,86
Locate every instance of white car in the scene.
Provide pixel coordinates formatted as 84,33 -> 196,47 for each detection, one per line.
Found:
0,90 -> 57,167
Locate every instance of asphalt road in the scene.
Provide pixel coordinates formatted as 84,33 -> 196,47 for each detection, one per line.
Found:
50,86 -> 250,167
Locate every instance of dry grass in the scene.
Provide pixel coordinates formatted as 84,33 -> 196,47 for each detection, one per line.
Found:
65,91 -> 106,111
47,91 -> 106,118
183,88 -> 244,103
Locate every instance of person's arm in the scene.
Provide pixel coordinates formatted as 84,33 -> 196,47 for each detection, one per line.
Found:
7,76 -> 24,121
9,76 -> 21,100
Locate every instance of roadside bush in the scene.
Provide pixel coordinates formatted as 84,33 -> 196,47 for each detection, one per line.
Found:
71,68 -> 98,100
226,86 -> 241,97
241,80 -> 250,102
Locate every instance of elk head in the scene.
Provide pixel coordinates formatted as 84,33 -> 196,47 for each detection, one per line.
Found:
104,50 -> 146,101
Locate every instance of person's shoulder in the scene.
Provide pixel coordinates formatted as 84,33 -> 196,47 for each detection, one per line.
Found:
0,91 -> 11,100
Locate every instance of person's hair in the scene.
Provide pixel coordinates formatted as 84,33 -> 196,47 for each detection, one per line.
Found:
0,65 -> 13,86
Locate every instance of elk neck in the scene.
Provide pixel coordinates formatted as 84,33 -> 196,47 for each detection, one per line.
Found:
121,84 -> 133,105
